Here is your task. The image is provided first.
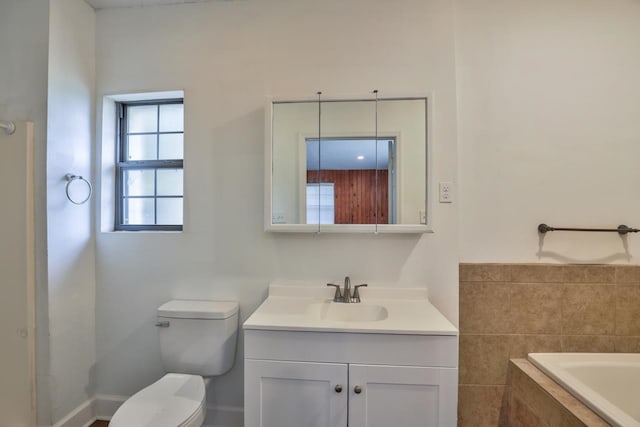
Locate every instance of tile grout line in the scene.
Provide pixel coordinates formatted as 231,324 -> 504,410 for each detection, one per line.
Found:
560,281 -> 565,351
613,275 -> 618,350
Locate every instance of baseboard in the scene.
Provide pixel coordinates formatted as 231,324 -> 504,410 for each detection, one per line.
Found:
93,394 -> 243,427
204,405 -> 243,427
51,398 -> 96,427
46,395 -> 122,427
94,394 -> 125,420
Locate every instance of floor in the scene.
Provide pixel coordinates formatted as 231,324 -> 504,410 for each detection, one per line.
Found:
90,422 -> 109,427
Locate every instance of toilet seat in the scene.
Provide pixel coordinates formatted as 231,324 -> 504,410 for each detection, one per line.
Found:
110,373 -> 206,427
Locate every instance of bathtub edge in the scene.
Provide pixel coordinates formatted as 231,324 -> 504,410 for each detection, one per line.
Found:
509,359 -> 610,427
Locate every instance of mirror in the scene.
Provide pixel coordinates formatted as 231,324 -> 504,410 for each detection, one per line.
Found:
267,96 -> 429,233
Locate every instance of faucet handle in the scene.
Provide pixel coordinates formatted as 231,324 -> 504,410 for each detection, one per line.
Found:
327,283 -> 343,302
353,284 -> 368,303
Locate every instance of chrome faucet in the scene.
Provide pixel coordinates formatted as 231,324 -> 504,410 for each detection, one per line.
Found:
343,276 -> 352,304
326,276 -> 368,303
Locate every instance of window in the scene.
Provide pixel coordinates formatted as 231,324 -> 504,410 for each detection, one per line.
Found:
116,99 -> 184,231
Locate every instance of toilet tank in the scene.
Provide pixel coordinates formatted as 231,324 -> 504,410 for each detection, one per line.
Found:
157,300 -> 239,376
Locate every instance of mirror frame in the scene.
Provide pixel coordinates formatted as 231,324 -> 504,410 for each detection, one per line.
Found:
265,94 -> 434,233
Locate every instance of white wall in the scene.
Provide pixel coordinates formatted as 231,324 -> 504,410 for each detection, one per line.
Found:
0,122 -> 35,427
456,0 -> 640,264
0,1 -> 51,424
95,0 -> 459,411
47,0 -> 97,422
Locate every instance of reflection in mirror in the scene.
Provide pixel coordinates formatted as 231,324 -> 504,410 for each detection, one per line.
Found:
306,138 -> 394,224
271,101 -> 319,225
313,99 -> 377,225
377,98 -> 426,226
269,96 -> 428,232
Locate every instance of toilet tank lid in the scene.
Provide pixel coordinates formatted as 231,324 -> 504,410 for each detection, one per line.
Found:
158,300 -> 239,319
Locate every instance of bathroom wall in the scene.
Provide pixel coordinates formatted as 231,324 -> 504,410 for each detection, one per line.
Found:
455,2 -> 640,425
0,1 -> 51,424
458,263 -> 640,426
456,0 -> 640,263
94,0 -> 459,413
47,0 -> 97,422
0,122 -> 35,426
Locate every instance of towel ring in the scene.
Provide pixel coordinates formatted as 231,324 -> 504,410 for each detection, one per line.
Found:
65,173 -> 92,205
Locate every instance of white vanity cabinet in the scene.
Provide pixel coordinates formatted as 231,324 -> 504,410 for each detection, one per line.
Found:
245,358 -> 456,427
243,329 -> 458,427
243,285 -> 459,427
245,360 -> 348,427
348,364 -> 457,427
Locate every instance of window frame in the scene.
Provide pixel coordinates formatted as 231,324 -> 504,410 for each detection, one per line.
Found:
115,98 -> 184,231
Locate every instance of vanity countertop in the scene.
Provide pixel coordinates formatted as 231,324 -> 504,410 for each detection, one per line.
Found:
243,283 -> 458,335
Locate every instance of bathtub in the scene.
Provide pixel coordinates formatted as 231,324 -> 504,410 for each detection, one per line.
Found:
528,353 -> 640,427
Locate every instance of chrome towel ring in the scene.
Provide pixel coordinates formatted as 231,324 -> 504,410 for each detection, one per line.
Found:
0,120 -> 15,135
65,173 -> 92,205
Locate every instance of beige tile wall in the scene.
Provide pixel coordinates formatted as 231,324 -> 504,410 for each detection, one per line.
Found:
458,263 -> 640,427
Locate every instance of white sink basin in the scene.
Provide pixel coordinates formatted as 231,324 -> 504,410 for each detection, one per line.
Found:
306,301 -> 389,322
243,284 -> 459,335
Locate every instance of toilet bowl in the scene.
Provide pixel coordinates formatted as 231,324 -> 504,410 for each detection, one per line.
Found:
110,374 -> 205,427
110,300 -> 239,427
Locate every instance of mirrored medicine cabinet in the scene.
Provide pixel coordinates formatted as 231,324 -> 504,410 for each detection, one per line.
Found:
265,94 -> 431,233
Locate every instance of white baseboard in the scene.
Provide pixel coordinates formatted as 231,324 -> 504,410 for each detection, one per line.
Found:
204,405 -> 243,427
93,394 -> 243,427
94,394 -> 126,420
46,395 -> 122,427
51,398 -> 96,427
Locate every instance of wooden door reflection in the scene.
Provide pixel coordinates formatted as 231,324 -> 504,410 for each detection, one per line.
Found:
308,170 -> 388,224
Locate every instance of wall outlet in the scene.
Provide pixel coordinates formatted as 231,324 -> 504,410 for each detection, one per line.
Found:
439,182 -> 453,203
272,212 -> 286,224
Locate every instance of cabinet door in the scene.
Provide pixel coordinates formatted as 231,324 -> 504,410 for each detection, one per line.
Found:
348,364 -> 458,427
245,359 -> 348,427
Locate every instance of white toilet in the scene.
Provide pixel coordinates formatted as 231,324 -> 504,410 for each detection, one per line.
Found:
110,299 -> 239,427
